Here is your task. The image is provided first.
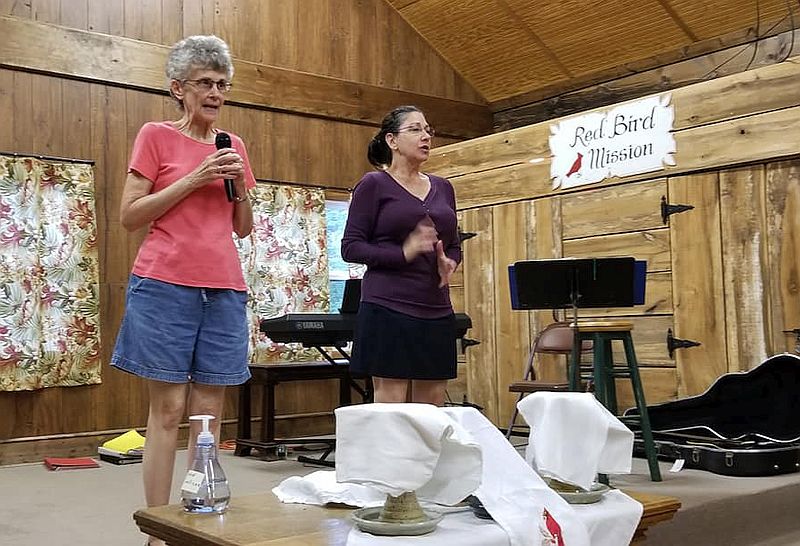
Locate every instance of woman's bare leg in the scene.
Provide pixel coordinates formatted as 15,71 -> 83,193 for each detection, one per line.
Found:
372,377 -> 410,403
142,380 -> 189,546
186,383 -> 227,463
410,379 -> 447,406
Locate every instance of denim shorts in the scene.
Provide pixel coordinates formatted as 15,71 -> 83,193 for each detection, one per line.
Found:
111,274 -> 251,385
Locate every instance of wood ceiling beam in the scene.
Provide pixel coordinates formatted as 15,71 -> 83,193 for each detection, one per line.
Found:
491,12 -> 795,113
656,0 -> 698,41
0,15 -> 491,139
493,26 -> 799,130
494,0 -> 573,78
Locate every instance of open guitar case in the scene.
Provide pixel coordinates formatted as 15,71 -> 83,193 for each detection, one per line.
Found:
624,353 -> 800,476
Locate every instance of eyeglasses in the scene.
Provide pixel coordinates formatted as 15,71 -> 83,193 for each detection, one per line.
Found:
182,78 -> 233,94
396,125 -> 435,137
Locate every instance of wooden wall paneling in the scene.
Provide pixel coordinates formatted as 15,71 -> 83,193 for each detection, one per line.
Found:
161,0 -> 184,46
89,84 -> 111,273
563,229 -> 672,272
0,392 -> 12,438
0,16 -> 491,140
59,0 -> 88,29
344,123 -> 384,181
10,392 -> 36,437
255,110 -> 276,182
13,71 -> 35,153
31,0 -> 60,23
431,59 -> 800,207
92,83 -> 134,431
181,0 -> 216,37
462,208 -> 498,422
452,102 -> 800,211
257,0 -> 298,69
446,211 -> 468,406
276,380 -> 338,415
529,197 -> 566,382
304,119 -> 340,187
123,0 -> 162,43
561,180 -> 667,239
614,368 -> 678,411
765,160 -> 800,354
61,79 -> 92,159
452,161 -> 551,211
426,123 -> 549,179
575,315 -> 675,368
330,0 -> 359,80
492,201 -> 531,426
217,0 -> 264,63
299,0 -> 335,77
31,73 -> 62,156
669,172 -> 728,397
270,112 -> 306,184
0,0 -> 31,16
719,165 -> 770,371
60,77 -> 98,433
0,69 -> 12,150
217,103 -> 266,182
608,315 -> 675,367
87,0 -> 123,35
222,384 -> 239,431
356,0 -> 381,88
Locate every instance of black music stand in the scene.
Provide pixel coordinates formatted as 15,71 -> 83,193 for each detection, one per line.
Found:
508,257 -> 645,386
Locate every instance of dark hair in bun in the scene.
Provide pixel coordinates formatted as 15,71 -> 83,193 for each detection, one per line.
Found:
367,105 -> 422,168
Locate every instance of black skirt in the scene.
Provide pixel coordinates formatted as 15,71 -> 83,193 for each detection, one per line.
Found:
350,302 -> 457,380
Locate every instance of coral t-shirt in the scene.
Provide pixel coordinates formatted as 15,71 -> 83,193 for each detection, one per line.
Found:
128,121 -> 256,290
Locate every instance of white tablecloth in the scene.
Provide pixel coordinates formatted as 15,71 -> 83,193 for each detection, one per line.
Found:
344,490 -> 642,546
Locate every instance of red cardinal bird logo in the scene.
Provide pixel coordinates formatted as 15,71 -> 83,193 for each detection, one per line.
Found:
543,509 -> 565,546
565,152 -> 583,177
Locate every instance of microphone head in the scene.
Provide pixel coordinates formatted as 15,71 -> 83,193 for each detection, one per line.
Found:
215,132 -> 232,150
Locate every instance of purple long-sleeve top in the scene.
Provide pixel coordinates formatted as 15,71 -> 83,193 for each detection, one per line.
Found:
341,170 -> 462,318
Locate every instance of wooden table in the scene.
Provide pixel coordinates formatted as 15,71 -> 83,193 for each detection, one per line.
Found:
134,490 -> 680,545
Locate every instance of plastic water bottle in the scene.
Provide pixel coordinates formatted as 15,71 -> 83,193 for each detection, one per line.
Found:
180,415 -> 230,513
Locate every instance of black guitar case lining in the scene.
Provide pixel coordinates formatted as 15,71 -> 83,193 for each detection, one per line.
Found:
625,353 -> 800,476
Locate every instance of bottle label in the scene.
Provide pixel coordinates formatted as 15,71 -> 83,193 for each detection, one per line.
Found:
181,470 -> 205,494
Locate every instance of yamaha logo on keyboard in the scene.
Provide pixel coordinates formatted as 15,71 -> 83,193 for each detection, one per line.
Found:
296,321 -> 325,330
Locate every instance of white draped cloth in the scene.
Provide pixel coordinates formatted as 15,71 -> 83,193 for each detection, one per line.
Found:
273,404 -> 642,546
517,392 -> 635,491
334,403 -> 483,505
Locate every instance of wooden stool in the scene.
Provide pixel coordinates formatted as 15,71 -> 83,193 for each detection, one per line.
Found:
235,360 -> 352,464
569,320 -> 662,482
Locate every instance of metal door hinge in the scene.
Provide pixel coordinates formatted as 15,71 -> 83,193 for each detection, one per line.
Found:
661,195 -> 695,224
458,227 -> 477,243
667,328 -> 701,358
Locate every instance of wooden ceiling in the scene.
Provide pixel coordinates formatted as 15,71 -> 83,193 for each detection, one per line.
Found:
386,0 -> 794,108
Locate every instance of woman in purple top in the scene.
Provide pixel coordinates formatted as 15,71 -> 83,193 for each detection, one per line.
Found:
342,106 -> 461,406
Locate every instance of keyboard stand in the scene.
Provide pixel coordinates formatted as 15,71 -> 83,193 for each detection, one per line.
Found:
313,344 -> 371,402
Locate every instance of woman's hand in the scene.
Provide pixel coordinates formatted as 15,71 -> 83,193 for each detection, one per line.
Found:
435,240 -> 457,288
190,148 -> 244,189
402,218 -> 438,262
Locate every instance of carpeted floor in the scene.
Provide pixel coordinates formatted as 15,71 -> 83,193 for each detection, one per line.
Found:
1,445 -> 799,545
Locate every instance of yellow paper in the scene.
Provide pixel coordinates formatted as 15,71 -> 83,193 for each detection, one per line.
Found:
102,430 -> 146,455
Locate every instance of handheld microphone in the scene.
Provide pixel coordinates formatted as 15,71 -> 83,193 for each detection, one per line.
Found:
214,132 -> 235,202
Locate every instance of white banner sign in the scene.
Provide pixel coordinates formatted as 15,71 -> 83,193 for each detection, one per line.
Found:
550,94 -> 676,190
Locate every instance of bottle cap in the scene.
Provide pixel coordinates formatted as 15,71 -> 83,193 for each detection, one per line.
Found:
189,414 -> 215,445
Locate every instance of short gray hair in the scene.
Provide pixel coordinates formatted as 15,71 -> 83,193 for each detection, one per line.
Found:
165,35 -> 234,82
